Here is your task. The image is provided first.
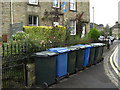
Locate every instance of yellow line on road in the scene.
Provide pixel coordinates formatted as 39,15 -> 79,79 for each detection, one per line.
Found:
110,46 -> 120,77
113,46 -> 120,71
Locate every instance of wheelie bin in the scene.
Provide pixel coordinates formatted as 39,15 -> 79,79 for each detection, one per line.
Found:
70,46 -> 86,71
47,47 -> 70,80
90,43 -> 106,64
88,45 -> 96,66
66,47 -> 79,74
97,43 -> 106,62
76,44 -> 93,67
32,51 -> 58,88
90,43 -> 100,64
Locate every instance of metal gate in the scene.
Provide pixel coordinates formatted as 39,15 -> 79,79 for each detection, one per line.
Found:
2,43 -> 28,89
10,22 -> 23,38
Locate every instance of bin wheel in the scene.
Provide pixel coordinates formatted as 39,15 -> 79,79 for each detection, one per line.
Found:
42,82 -> 48,89
75,68 -> 78,73
66,73 -> 69,78
87,64 -> 91,67
82,66 -> 86,70
55,77 -> 60,84
101,57 -> 104,61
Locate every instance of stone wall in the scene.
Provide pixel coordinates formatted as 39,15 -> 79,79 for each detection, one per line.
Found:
13,2 -> 27,25
2,2 -> 11,37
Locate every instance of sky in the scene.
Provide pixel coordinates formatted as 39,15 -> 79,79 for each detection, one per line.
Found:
90,0 -> 119,27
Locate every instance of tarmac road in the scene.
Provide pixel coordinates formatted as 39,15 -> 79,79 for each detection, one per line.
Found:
106,40 -> 120,88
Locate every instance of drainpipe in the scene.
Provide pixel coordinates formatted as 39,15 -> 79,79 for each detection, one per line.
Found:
11,0 -> 13,24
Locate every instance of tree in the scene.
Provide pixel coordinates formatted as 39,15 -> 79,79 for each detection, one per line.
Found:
88,28 -> 100,41
100,30 -> 105,36
104,24 -> 110,37
109,28 -> 112,36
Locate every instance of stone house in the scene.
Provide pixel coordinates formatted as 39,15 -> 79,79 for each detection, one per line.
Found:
0,0 -> 90,39
112,22 -> 120,39
90,23 -> 104,31
96,24 -> 104,32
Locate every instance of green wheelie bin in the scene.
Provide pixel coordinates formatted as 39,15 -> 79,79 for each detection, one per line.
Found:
70,46 -> 86,72
32,51 -> 58,88
97,43 -> 106,62
90,43 -> 100,64
66,47 -> 79,75
91,43 -> 106,64
88,45 -> 96,66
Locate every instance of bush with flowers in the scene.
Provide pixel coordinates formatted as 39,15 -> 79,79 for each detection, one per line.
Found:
12,31 -> 29,41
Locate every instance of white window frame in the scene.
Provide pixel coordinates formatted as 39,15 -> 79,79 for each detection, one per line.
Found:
53,0 -> 60,8
29,0 -> 38,5
29,16 -> 38,26
70,21 -> 76,35
70,0 -> 76,11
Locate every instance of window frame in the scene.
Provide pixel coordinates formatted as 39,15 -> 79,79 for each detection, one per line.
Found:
29,0 -> 38,5
69,0 -> 77,11
53,0 -> 60,8
70,20 -> 76,35
29,15 -> 39,26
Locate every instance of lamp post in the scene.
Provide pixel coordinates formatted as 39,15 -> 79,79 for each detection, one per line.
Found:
92,7 -> 94,28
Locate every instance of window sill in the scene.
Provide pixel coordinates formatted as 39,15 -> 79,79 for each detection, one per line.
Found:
69,9 -> 77,12
70,34 -> 76,35
27,3 -> 40,7
52,7 -> 61,10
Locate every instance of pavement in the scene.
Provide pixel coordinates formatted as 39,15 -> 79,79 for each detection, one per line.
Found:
49,40 -> 119,89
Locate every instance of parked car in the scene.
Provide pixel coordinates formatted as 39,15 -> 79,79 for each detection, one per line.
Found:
107,36 -> 115,41
98,36 -> 105,41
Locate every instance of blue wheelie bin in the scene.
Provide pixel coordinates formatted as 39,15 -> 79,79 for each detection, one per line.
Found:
76,44 -> 93,67
47,47 -> 70,80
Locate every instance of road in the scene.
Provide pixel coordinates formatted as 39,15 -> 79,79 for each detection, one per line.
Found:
49,40 -> 119,89
107,40 -> 120,84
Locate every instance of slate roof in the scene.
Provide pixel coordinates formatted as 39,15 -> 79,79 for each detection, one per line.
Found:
112,24 -> 120,29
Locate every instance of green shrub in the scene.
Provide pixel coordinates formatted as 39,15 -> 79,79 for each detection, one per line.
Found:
88,28 -> 100,41
23,26 -> 66,48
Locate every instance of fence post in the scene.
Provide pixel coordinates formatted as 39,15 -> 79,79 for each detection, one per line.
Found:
2,44 -> 4,57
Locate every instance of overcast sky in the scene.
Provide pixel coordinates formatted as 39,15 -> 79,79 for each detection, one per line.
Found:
90,0 -> 119,27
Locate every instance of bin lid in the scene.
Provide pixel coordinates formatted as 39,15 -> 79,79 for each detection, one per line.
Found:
76,44 -> 93,48
47,47 -> 70,53
70,46 -> 86,49
90,43 -> 106,47
32,51 -> 59,57
66,47 -> 79,51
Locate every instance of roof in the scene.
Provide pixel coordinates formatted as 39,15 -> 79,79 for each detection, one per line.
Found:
112,24 -> 120,29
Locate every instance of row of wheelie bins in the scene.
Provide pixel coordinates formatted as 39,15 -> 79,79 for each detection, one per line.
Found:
32,43 -> 106,88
